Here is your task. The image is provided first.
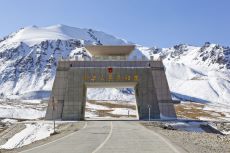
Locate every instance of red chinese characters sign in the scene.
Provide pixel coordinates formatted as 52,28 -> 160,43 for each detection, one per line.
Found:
108,67 -> 113,73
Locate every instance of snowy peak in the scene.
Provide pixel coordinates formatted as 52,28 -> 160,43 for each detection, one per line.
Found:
146,43 -> 230,70
0,25 -> 132,98
0,24 -> 128,46
198,42 -> 230,69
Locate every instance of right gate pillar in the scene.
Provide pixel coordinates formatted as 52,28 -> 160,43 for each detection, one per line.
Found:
150,61 -> 177,118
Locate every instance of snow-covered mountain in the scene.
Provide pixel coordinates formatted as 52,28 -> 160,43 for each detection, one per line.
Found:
149,43 -> 230,106
0,24 -> 130,98
0,24 -> 229,109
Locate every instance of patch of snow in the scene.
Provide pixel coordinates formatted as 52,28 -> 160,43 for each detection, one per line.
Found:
222,130 -> 230,135
86,102 -> 111,110
203,103 -> 230,121
0,102 -> 46,119
85,111 -> 98,118
1,118 -> 18,124
207,122 -> 230,135
198,117 -> 216,121
20,99 -> 43,104
110,108 -> 137,116
0,122 -> 53,149
166,122 -> 204,132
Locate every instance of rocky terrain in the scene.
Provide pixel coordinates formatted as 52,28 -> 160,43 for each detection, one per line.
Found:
143,121 -> 230,153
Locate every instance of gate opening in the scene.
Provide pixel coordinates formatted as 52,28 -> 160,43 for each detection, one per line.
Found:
85,87 -> 139,120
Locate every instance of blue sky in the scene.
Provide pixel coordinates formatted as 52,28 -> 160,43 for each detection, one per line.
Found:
0,0 -> 229,47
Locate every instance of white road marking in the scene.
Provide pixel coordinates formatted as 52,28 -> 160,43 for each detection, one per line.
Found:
144,124 -> 182,153
18,122 -> 88,153
92,121 -> 113,153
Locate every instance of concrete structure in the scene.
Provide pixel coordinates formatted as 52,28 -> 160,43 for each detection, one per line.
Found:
45,45 -> 176,120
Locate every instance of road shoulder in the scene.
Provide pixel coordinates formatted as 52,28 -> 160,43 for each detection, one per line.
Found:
141,121 -> 230,153
1,121 -> 86,153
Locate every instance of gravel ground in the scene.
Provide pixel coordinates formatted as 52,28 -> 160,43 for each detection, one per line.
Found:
142,122 -> 230,153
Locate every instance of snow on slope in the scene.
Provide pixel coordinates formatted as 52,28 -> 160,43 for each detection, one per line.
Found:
87,88 -> 135,102
164,62 -> 228,103
0,25 -> 230,111
0,24 -> 132,98
0,100 -> 46,119
0,122 -> 53,149
2,24 -> 127,46
160,44 -> 230,105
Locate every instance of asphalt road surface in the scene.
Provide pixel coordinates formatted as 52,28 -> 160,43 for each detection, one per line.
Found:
19,121 -> 185,153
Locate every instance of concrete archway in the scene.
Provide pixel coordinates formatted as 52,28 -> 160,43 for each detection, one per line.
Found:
45,46 -> 176,120
46,61 -> 176,120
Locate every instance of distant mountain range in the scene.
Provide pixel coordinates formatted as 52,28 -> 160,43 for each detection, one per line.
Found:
0,24 -> 229,109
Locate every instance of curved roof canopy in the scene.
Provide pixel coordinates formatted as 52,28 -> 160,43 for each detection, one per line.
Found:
85,45 -> 135,56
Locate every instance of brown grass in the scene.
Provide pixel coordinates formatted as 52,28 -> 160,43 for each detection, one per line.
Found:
86,100 -> 137,118
175,102 -> 226,120
96,110 -> 136,118
87,100 -> 136,110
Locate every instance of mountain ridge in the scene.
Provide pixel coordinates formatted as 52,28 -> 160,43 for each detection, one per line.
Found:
0,25 -> 229,111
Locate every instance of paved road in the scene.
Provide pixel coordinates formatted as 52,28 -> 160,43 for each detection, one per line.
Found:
19,121 -> 185,153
